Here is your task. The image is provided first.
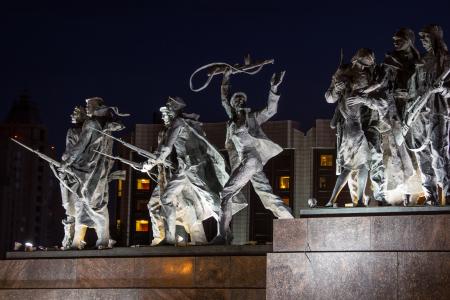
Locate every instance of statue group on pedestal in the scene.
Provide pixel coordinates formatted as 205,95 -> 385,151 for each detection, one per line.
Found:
325,24 -> 450,207
13,24 -> 449,250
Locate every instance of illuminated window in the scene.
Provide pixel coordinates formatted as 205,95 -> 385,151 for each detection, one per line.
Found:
136,178 -> 150,190
279,176 -> 290,190
116,219 -> 121,231
319,177 -> 327,190
135,219 -> 149,232
117,180 -> 123,197
282,196 -> 290,206
320,154 -> 333,167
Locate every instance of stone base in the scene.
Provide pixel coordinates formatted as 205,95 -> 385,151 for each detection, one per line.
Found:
267,209 -> 450,299
0,246 -> 268,300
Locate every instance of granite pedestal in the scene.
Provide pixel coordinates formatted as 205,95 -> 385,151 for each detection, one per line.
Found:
0,245 -> 269,300
267,207 -> 450,300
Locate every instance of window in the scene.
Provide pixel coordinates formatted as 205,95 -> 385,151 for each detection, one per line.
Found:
117,180 -> 123,197
319,177 -> 327,190
282,196 -> 290,206
116,219 -> 121,231
136,178 -> 150,190
136,199 -> 148,212
320,154 -> 333,167
135,219 -> 149,232
279,176 -> 290,190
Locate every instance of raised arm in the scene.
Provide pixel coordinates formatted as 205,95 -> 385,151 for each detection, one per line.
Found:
255,71 -> 285,124
325,69 -> 346,103
221,68 -> 234,119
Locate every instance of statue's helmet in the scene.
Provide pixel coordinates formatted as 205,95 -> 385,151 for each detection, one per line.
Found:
85,96 -> 104,105
394,28 -> 415,44
351,48 -> 375,67
160,96 -> 186,114
419,24 -> 448,53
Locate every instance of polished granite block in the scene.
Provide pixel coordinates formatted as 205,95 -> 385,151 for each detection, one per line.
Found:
0,259 -> 76,288
273,213 -> 450,252
134,257 -> 195,288
194,256 -> 230,288
273,219 -> 307,252
398,252 -> 450,300
230,256 -> 266,288
267,252 -> 397,300
76,258 -> 134,288
307,217 -> 371,251
0,289 -> 79,300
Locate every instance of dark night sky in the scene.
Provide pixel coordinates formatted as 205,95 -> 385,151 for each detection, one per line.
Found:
2,1 -> 450,153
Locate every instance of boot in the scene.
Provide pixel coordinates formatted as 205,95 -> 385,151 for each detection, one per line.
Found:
61,219 -> 75,250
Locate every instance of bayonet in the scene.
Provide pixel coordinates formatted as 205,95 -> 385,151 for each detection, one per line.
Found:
11,138 -> 76,177
94,150 -> 159,183
89,127 -> 173,169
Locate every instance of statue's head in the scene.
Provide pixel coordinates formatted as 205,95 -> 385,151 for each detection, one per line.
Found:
419,24 -> 447,53
85,97 -> 104,117
230,92 -> 247,109
393,28 -> 415,51
351,48 -> 375,69
70,106 -> 87,124
160,96 -> 186,126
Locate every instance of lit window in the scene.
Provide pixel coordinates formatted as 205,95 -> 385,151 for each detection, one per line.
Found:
319,177 -> 327,189
320,154 -> 333,167
135,219 -> 149,232
279,176 -> 290,190
136,178 -> 150,190
282,196 -> 290,206
116,219 -> 121,231
117,180 -> 123,197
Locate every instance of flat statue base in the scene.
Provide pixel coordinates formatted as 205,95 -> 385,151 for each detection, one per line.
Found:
300,205 -> 450,217
1,245 -> 268,299
267,209 -> 450,299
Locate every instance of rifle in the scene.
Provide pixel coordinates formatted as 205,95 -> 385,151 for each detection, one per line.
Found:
11,138 -> 78,194
94,150 -> 159,183
190,55 -> 274,92
89,127 -> 174,169
402,67 -> 450,136
10,138 -> 76,177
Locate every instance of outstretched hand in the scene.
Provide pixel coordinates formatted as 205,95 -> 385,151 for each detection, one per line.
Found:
270,71 -> 286,92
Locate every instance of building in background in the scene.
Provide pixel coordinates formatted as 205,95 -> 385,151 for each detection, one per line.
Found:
116,119 -> 344,246
0,93 -> 62,258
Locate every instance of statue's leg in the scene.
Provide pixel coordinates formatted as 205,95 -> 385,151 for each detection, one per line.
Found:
367,130 -> 387,203
415,146 -> 438,204
429,114 -> 449,205
93,205 -> 110,248
72,224 -> 88,250
357,167 -> 369,206
160,173 -> 186,244
325,168 -> 351,207
250,171 -> 293,218
148,185 -> 164,245
347,170 -> 359,205
213,156 -> 259,244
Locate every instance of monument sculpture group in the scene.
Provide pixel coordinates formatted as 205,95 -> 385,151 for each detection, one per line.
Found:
10,24 -> 450,250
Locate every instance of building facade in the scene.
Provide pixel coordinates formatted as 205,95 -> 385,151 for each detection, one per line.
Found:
0,94 -> 62,258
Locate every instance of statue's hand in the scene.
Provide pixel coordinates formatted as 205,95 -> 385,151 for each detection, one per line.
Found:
141,161 -> 155,173
334,81 -> 346,92
346,96 -> 365,106
270,71 -> 286,92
